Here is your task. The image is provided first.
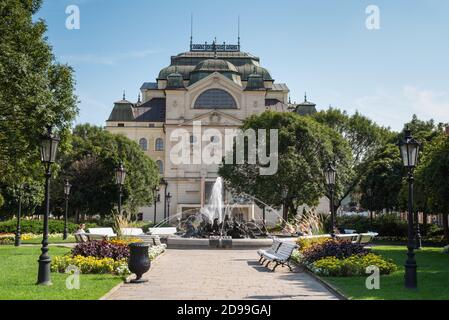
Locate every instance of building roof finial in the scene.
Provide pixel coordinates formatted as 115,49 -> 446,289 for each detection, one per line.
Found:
123,90 -> 126,100
190,13 -> 193,50
238,16 -> 241,49
212,38 -> 217,59
304,92 -> 308,102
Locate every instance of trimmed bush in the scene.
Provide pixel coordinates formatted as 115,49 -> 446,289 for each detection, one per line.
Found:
0,219 -> 97,234
335,214 -> 409,237
301,239 -> 370,264
71,240 -> 130,261
311,253 -> 398,277
296,236 -> 330,251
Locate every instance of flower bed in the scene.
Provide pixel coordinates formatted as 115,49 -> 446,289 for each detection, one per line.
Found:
51,255 -> 130,276
51,239 -> 166,276
0,233 -> 14,245
293,238 -> 398,277
311,253 -> 398,277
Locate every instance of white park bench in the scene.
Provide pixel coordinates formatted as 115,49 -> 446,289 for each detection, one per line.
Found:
148,227 -> 178,236
120,228 -> 144,236
354,233 -> 378,244
257,239 -> 282,264
261,241 -> 299,272
86,228 -> 117,241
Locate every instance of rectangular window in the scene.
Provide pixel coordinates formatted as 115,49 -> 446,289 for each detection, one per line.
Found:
118,123 -> 125,127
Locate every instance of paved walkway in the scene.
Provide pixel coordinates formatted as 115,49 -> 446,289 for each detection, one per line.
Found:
106,249 -> 338,300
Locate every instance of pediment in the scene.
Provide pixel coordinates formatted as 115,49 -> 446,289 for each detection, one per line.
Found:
180,110 -> 243,127
187,72 -> 243,93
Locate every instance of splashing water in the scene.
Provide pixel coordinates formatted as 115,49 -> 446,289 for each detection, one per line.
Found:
201,177 -> 224,224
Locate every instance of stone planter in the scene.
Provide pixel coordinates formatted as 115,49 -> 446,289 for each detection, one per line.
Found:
128,243 -> 151,283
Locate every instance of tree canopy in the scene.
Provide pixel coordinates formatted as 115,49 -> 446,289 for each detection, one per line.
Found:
219,111 -> 351,221
311,108 -> 393,209
52,124 -> 160,221
0,0 -> 77,209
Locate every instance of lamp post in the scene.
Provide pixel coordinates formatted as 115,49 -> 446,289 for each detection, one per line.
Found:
63,180 -> 72,240
399,128 -> 420,289
367,187 -> 374,228
161,179 -> 168,219
37,127 -> 60,286
115,163 -> 127,216
262,205 -> 267,236
325,162 -> 337,237
15,184 -> 25,247
166,192 -> 172,221
153,187 -> 160,225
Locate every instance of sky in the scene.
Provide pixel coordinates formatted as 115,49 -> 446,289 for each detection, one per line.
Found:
35,0 -> 449,131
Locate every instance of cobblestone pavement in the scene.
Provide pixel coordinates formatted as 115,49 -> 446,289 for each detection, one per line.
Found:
106,249 -> 338,300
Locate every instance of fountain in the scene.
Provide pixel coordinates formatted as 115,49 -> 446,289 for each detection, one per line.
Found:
179,178 -> 261,242
152,177 -> 293,248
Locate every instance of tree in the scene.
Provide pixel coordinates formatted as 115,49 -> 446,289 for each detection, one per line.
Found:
359,144 -> 403,213
312,108 -> 393,211
0,0 -> 77,215
416,132 -> 449,242
219,111 -> 351,222
52,124 -> 160,221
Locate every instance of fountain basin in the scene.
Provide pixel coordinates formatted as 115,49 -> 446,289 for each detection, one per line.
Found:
166,237 -> 281,249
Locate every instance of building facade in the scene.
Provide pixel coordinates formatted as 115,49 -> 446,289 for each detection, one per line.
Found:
106,41 -> 328,225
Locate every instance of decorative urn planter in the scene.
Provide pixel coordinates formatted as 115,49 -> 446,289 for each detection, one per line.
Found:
128,243 -> 151,283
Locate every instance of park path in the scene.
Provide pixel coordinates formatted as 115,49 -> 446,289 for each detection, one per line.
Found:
105,249 -> 338,300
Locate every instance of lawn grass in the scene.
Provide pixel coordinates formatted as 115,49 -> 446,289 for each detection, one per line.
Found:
0,246 -> 123,300
324,246 -> 449,300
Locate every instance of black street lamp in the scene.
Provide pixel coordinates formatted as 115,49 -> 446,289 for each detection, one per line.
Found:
161,179 -> 168,219
37,126 -> 60,286
325,162 -> 337,237
262,205 -> 268,236
63,180 -> 72,240
115,163 -> 126,216
153,187 -> 160,225
399,128 -> 421,289
15,184 -> 25,247
166,192 -> 172,221
367,187 -> 374,227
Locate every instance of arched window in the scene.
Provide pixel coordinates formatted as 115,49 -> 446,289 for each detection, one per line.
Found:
194,89 -> 237,109
155,138 -> 164,151
139,138 -> 148,151
156,160 -> 164,174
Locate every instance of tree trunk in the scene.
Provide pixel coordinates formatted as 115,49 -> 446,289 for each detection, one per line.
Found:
282,203 -> 288,227
443,213 -> 449,243
422,212 -> 428,236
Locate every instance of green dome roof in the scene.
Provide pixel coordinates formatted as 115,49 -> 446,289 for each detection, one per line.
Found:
193,59 -> 238,73
245,73 -> 264,90
166,72 -> 184,89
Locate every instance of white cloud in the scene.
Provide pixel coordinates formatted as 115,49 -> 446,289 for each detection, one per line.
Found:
353,86 -> 449,131
59,49 -> 159,65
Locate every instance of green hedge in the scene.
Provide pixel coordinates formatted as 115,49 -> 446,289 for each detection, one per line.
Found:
335,214 -> 443,238
0,220 -> 97,234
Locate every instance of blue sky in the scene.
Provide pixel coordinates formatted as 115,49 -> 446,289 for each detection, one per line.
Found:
36,0 -> 449,131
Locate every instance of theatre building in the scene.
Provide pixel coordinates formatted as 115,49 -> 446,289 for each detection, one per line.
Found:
106,40 -> 326,224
